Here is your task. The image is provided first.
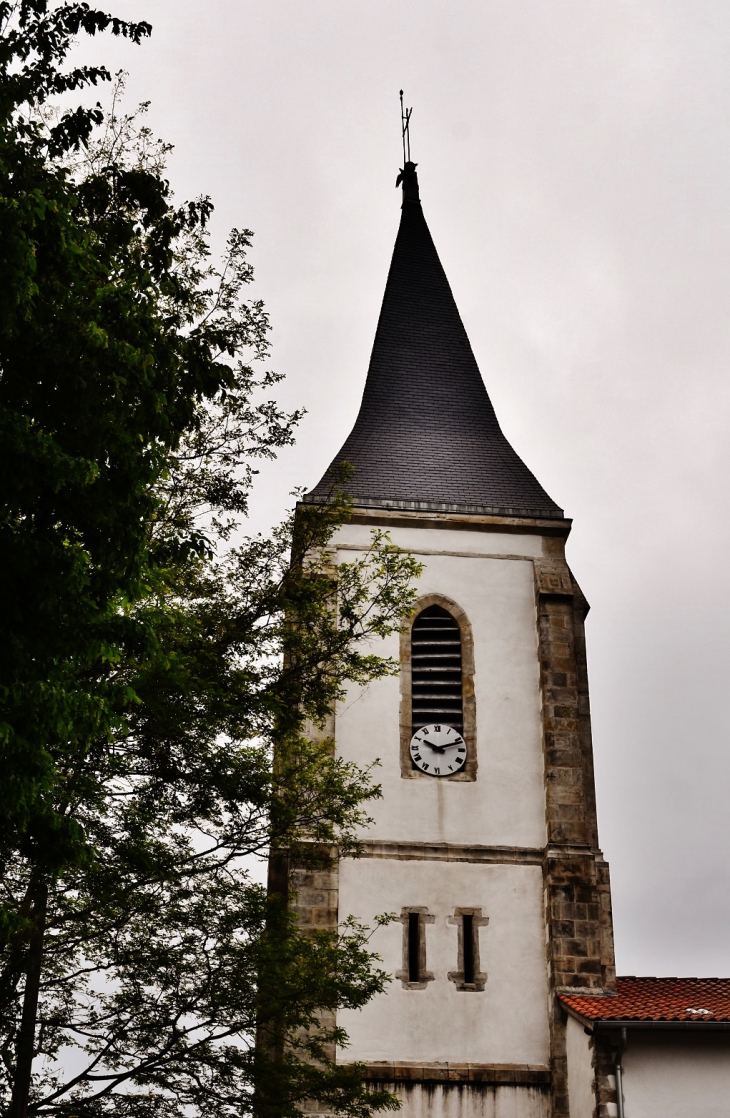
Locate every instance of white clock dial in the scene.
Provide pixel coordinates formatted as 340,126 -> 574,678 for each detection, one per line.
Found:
409,724 -> 467,777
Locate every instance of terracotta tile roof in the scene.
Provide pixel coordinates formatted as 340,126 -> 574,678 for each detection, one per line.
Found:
560,977 -> 730,1023
307,166 -> 564,521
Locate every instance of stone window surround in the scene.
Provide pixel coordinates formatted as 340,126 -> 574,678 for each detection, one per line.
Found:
447,907 -> 489,992
395,907 -> 435,989
394,906 -> 489,991
399,592 -> 477,781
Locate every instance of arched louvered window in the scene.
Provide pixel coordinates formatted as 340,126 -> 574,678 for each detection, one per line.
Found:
411,604 -> 463,735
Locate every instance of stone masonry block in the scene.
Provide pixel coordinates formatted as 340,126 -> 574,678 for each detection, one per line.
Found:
551,921 -> 575,938
297,890 -> 329,907
546,767 -> 584,786
546,747 -> 583,767
548,787 -> 586,807
550,802 -> 584,821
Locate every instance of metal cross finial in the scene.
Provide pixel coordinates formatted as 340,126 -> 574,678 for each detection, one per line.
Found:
400,89 -> 413,164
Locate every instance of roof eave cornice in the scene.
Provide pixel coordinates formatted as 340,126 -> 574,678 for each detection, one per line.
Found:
560,1002 -> 730,1032
300,496 -> 572,538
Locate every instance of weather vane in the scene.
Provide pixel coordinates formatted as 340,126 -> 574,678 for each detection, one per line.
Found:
399,90 -> 412,164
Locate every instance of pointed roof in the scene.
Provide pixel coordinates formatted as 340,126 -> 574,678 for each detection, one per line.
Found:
308,164 -> 563,520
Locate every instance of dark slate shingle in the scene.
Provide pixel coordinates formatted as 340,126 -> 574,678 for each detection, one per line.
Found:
308,169 -> 563,520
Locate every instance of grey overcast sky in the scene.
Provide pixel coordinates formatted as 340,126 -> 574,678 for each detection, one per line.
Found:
84,0 -> 730,978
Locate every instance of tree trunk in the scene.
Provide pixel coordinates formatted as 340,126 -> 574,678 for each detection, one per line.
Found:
9,881 -> 47,1118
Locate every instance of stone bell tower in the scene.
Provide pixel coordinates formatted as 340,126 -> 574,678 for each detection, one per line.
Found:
298,161 -> 616,1118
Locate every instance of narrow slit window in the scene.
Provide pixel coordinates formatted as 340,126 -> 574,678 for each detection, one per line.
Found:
448,908 -> 487,990
411,605 -> 463,736
462,915 -> 475,984
408,912 -> 420,983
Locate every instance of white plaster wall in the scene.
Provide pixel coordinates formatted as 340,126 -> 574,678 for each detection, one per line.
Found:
333,521 -> 546,849
565,1015 -> 595,1118
621,1030 -> 730,1118
374,1084 -> 549,1118
337,858 -> 550,1066
334,522 -> 544,559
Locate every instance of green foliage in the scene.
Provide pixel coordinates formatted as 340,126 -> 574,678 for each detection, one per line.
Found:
0,471 -> 421,1117
255,909 -> 400,1118
0,2 -> 283,881
0,6 -> 422,1116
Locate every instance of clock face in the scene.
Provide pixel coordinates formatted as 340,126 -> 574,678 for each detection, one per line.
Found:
409,724 -> 467,777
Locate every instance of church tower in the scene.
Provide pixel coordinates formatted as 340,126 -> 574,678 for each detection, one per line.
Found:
299,161 -> 617,1118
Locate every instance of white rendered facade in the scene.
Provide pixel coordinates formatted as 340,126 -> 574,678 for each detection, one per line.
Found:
309,505 -> 611,1117
564,1014 -> 730,1118
334,518 -> 550,1071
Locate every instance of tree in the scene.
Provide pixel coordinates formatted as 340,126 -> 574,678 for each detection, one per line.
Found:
0,6 -> 420,1116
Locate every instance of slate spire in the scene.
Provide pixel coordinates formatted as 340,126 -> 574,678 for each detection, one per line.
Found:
308,163 -> 563,519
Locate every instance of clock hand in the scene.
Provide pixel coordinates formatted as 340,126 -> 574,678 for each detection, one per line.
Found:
417,739 -> 452,753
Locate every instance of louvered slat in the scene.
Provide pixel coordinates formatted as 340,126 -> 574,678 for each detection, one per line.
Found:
411,605 -> 463,734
